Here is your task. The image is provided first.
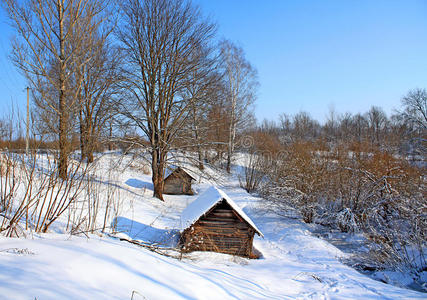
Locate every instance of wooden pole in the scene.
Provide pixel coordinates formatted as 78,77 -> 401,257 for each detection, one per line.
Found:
26,87 -> 29,154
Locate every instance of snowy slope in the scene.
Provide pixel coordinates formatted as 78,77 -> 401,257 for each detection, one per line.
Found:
0,153 -> 425,299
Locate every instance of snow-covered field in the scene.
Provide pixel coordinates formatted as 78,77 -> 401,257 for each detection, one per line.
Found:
0,153 -> 425,299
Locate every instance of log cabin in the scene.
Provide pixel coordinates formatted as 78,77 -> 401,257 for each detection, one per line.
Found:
180,186 -> 263,258
163,167 -> 195,195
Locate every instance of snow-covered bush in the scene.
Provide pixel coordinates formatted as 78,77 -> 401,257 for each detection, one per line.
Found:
259,140 -> 426,278
336,208 -> 359,233
259,141 -> 331,223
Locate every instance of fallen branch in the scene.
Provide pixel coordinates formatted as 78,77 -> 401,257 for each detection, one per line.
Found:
106,233 -> 182,259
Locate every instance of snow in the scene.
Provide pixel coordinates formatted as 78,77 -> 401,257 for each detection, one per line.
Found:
0,152 -> 425,299
180,185 -> 263,236
164,165 -> 197,181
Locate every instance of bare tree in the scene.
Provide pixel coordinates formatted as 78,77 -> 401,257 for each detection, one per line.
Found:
366,106 -> 387,148
324,106 -> 338,143
292,111 -> 319,141
72,9 -> 120,163
351,113 -> 368,144
219,40 -> 258,173
0,119 -> 7,142
4,0 -> 109,178
182,71 -> 221,170
117,0 -> 216,200
401,88 -> 427,132
205,103 -> 229,162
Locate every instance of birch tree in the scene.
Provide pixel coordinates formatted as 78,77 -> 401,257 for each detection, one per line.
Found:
219,40 -> 258,173
180,69 -> 221,170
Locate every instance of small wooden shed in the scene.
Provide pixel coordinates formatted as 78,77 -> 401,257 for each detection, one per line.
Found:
163,167 -> 195,195
179,186 -> 263,257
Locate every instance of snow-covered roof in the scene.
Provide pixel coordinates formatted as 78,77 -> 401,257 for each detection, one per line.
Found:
164,166 -> 196,180
180,186 -> 263,236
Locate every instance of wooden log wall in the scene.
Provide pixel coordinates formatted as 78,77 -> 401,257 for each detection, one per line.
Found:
181,200 -> 255,257
164,172 -> 193,195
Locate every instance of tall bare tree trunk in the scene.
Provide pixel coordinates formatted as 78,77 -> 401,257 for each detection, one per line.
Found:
220,40 -> 257,174
79,104 -> 87,161
58,0 -> 68,179
108,122 -> 113,151
86,122 -> 94,163
151,148 -> 164,200
192,109 -> 204,170
226,98 -> 236,173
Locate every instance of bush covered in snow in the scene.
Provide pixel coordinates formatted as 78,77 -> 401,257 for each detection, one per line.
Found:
255,140 -> 426,283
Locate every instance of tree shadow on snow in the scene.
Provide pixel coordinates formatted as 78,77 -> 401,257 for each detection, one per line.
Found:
113,216 -> 180,248
125,178 -> 153,190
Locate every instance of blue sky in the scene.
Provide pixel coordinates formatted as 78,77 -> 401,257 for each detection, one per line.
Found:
195,0 -> 427,122
1,0 -> 427,123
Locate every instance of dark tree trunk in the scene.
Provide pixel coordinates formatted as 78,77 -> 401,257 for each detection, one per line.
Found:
58,93 -> 68,179
87,148 -> 94,163
108,122 -> 112,151
79,108 -> 86,162
86,122 -> 94,163
151,149 -> 164,201
226,152 -> 231,173
198,148 -> 204,170
58,3 -> 68,180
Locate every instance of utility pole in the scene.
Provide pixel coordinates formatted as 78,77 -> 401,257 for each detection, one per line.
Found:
26,87 -> 29,155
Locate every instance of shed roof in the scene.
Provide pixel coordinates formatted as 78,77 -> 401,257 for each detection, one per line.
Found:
164,166 -> 196,181
180,186 -> 263,236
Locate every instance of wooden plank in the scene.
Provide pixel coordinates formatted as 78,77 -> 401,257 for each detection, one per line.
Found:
188,234 -> 248,241
200,214 -> 238,219
190,238 -> 247,244
189,240 -> 248,248
194,227 -> 242,232
201,216 -> 239,221
186,242 -> 248,250
192,232 -> 249,237
192,232 -> 250,238
200,219 -> 239,224
212,209 -> 235,213
207,212 -> 235,218
197,220 -> 249,227
192,231 -> 249,237
184,244 -> 250,256
195,227 -> 250,233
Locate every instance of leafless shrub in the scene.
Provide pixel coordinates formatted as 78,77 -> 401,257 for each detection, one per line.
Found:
239,150 -> 270,193
30,157 -> 89,233
102,166 -> 122,233
129,160 -> 151,175
64,160 -> 124,236
0,150 -> 90,236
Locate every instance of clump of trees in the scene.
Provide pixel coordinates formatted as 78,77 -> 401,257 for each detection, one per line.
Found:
240,94 -> 426,277
2,0 -> 258,200
3,0 -> 118,178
